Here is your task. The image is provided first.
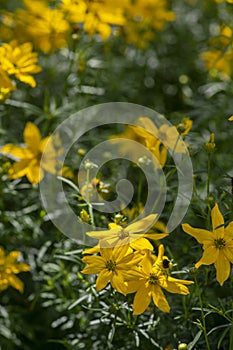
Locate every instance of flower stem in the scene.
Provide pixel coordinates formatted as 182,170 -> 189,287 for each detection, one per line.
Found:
194,273 -> 211,350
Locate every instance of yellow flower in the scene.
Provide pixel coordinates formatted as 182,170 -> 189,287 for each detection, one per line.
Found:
182,203 -> 233,285
86,214 -> 168,250
1,122 -> 63,185
81,244 -> 142,295
0,40 -> 42,87
125,245 -> 193,314
0,67 -> 16,102
0,247 -> 30,293
228,116 -> 233,121
176,117 -> 193,136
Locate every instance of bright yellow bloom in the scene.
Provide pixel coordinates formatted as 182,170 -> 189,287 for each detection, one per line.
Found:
86,214 -> 168,249
1,122 -> 63,185
82,244 -> 142,295
125,245 -> 193,314
228,116 -> 233,121
0,247 -> 30,293
0,40 -> 41,87
182,203 -> 233,285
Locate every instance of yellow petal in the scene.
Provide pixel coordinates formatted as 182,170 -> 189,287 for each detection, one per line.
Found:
130,237 -> 154,251
24,122 -> 41,154
8,159 -> 30,179
195,246 -> 218,268
96,269 -> 111,291
151,285 -> 170,312
111,273 -> 127,295
228,116 -> 233,121
223,247 -> 233,263
126,214 -> 158,233
182,224 -> 212,243
26,160 -> 43,184
214,252 -> 230,286
1,144 -> 33,159
211,203 -> 224,233
133,284 -> 151,315
8,274 -> 24,293
125,280 -> 142,294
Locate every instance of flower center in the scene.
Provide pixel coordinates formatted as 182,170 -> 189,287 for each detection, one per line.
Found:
148,273 -> 158,285
214,238 -> 226,249
106,260 -> 116,271
119,229 -> 129,240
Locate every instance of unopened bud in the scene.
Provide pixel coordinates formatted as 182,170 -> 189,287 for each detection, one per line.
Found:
178,343 -> 188,350
80,209 -> 90,223
205,133 -> 216,153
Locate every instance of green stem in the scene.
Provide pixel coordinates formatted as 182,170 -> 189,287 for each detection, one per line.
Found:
85,168 -> 95,229
194,273 -> 211,350
206,153 -> 211,230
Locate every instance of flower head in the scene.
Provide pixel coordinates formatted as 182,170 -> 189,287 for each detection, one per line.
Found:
86,214 -> 168,250
182,203 -> 233,285
1,122 -> 64,185
0,247 -> 30,293
82,244 -> 142,295
0,40 -> 42,88
125,245 -> 193,314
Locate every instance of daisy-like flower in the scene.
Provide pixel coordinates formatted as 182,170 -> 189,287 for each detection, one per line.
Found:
81,244 -> 142,295
0,40 -> 42,87
86,214 -> 168,250
1,122 -> 63,185
182,204 -> 233,285
0,247 -> 30,293
125,245 -> 194,314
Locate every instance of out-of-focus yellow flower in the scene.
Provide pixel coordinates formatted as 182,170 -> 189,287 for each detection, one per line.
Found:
0,247 -> 30,293
0,40 -> 41,88
176,118 -> 193,136
1,122 -> 64,185
125,245 -> 193,314
182,203 -> 233,286
201,49 -> 233,79
228,116 -> 233,121
16,0 -> 70,53
0,68 -> 16,102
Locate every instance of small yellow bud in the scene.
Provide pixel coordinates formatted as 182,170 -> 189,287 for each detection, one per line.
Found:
80,209 -> 90,223
205,133 -> 216,153
178,343 -> 188,350
77,148 -> 86,156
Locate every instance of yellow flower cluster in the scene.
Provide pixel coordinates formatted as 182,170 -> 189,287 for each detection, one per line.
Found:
82,214 -> 194,314
0,40 -> 41,102
201,25 -> 233,79
0,247 -> 30,293
0,0 -> 175,53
